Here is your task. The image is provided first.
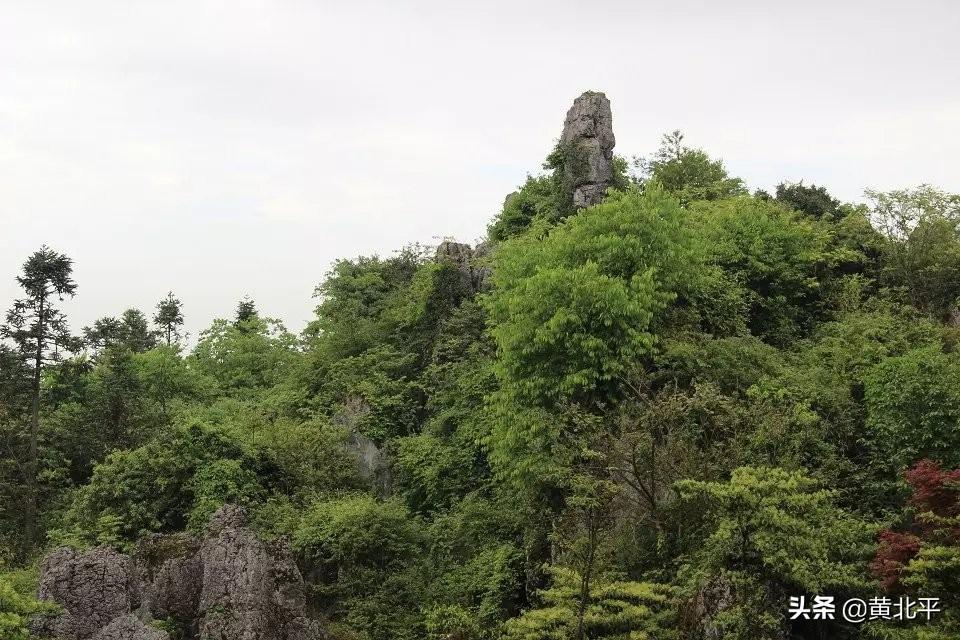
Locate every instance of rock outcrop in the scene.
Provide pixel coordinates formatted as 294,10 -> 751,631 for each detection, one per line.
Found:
33,505 -> 325,640
346,428 -> 391,494
135,534 -> 202,629
36,546 -> 140,640
435,240 -> 491,293
198,505 -> 323,640
93,615 -> 168,640
560,91 -> 616,209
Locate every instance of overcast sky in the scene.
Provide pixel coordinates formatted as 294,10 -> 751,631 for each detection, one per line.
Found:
2,0 -> 959,340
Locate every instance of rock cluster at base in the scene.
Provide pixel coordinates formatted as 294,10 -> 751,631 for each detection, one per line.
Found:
31,505 -> 325,640
560,91 -> 616,209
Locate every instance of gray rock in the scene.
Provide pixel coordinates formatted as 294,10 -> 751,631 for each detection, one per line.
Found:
37,546 -> 138,640
346,428 -> 391,495
28,610 -> 70,639
435,240 -> 492,293
133,533 -> 201,629
560,91 -> 615,209
198,505 -> 324,640
93,615 -> 168,640
436,240 -> 475,291
198,505 -> 273,640
471,241 -> 492,291
330,397 -> 392,495
35,505 -> 325,640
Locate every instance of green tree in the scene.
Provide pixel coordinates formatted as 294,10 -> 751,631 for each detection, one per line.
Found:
485,185 -> 700,407
692,196 -> 835,343
775,181 -> 841,220
502,567 -> 675,640
488,175 -> 562,243
642,131 -> 747,205
306,247 -> 428,361
294,494 -> 427,640
234,296 -> 258,328
678,467 -> 875,639
868,185 -> 960,319
53,422 -> 279,546
82,316 -> 123,355
1,246 -> 76,545
864,347 -> 960,472
136,345 -> 203,422
0,572 -> 46,640
153,291 -> 185,346
83,309 -> 157,355
192,316 -> 298,393
0,347 -> 31,552
118,308 -> 157,352
84,348 -> 154,452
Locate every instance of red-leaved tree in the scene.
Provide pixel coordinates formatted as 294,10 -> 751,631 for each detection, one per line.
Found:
871,459 -> 960,591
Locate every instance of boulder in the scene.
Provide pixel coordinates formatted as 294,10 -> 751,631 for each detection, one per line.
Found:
37,546 -> 138,640
134,533 -> 202,630
198,505 -> 275,640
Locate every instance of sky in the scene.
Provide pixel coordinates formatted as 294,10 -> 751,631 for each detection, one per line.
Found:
2,0 -> 959,340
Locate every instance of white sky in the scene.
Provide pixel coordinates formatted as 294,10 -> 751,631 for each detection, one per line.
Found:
2,0 -> 959,339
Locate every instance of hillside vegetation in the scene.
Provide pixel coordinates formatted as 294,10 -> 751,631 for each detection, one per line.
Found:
2,104 -> 960,639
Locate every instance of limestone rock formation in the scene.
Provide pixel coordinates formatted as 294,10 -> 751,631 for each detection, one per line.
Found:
134,533 -> 202,629
346,428 -> 391,494
199,505 -> 322,640
36,546 -> 139,640
560,91 -> 616,209
34,505 -> 325,640
435,240 -> 491,292
93,615 -> 168,640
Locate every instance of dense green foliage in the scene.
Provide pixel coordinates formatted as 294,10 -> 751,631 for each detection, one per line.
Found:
2,129 -> 960,639
0,568 -> 52,640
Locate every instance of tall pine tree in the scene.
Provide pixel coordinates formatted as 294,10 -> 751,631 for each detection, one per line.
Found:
1,246 -> 76,545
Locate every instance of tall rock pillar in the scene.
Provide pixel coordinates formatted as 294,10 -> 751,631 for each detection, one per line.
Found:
560,91 -> 616,209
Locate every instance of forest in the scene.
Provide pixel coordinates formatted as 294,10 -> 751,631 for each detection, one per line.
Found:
2,105 -> 960,639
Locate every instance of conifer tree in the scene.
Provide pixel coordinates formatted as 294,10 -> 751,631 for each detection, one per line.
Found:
0,246 -> 76,545
153,291 -> 184,346
235,296 -> 258,328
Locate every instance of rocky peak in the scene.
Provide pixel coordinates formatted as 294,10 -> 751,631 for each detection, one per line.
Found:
560,91 -> 616,209
435,240 -> 491,292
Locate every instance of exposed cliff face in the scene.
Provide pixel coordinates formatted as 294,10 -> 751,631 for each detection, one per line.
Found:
560,91 -> 616,209
32,505 -> 325,640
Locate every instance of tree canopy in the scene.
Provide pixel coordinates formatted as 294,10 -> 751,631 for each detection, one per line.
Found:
3,130 -> 960,640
